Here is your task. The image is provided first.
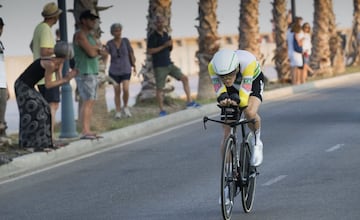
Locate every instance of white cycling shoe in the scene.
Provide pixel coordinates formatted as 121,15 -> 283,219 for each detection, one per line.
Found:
250,139 -> 263,167
218,186 -> 233,206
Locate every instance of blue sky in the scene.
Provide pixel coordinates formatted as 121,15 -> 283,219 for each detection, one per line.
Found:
0,0 -> 353,56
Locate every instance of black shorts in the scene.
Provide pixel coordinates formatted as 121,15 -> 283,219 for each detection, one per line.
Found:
250,72 -> 265,102
109,73 -> 131,84
37,84 -> 60,103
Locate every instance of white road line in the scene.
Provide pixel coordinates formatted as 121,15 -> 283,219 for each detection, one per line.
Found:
262,175 -> 287,186
326,144 -> 344,153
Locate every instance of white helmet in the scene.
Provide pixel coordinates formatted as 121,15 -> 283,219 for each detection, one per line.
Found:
210,48 -> 239,75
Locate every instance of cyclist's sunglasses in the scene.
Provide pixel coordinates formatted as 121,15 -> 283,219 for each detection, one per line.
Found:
218,68 -> 238,80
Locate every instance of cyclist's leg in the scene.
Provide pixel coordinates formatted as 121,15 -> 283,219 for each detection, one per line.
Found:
244,97 -> 263,166
244,96 -> 261,133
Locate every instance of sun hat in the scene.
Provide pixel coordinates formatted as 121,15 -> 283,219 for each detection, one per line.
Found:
79,10 -> 99,20
41,2 -> 62,18
54,41 -> 74,59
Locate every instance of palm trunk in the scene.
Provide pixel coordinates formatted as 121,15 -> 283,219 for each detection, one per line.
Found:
349,0 -> 360,66
196,0 -> 219,100
328,0 -> 345,73
239,0 -> 260,58
271,0 -> 291,82
310,0 -> 333,77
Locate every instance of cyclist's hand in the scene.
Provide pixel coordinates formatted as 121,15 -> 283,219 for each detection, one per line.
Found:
229,93 -> 240,105
219,98 -> 238,106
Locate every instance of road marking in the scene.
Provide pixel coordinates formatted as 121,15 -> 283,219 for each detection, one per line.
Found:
262,175 -> 287,186
326,144 -> 344,153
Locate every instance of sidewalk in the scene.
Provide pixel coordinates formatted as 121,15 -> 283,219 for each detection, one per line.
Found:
5,74 -> 200,135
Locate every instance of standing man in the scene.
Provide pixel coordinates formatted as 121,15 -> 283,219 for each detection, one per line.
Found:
31,2 -> 62,140
147,15 -> 200,117
0,17 -> 9,139
73,10 -> 107,139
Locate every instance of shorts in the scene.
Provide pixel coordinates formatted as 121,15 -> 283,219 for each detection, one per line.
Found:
109,73 -> 131,84
250,72 -> 265,102
37,84 -> 60,103
154,64 -> 184,89
75,74 -> 98,101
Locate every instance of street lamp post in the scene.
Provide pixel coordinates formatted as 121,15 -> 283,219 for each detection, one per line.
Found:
57,0 -> 78,138
291,0 -> 296,21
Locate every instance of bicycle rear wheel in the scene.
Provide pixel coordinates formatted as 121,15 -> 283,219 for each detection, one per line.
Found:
240,141 -> 256,213
220,136 -> 236,220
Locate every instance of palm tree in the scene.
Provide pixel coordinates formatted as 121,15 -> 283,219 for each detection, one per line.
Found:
136,0 -> 174,103
271,0 -> 291,83
196,0 -> 219,99
328,0 -> 345,73
348,0 -> 360,66
238,0 -> 260,58
310,0 -> 332,76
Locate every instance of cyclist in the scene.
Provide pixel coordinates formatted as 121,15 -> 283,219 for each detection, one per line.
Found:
208,48 -> 265,167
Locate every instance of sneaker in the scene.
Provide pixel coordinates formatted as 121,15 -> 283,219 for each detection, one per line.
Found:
115,111 -> 122,119
186,101 -> 201,109
123,107 -> 132,117
159,110 -> 167,117
251,139 -> 263,167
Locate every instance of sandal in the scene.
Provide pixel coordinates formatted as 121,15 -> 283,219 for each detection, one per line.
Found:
80,134 -> 97,140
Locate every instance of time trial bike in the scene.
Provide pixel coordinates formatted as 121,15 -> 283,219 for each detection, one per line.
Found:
203,105 -> 259,220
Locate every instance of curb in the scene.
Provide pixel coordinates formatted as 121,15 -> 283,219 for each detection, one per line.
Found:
0,72 -> 358,181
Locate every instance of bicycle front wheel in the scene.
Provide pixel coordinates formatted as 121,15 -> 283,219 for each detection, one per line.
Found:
240,142 -> 256,213
220,135 -> 236,220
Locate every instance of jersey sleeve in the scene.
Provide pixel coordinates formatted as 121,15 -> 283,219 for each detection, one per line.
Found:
239,60 -> 259,107
208,62 -> 227,98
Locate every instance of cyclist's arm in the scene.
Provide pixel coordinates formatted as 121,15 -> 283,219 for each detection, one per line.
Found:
208,62 -> 228,99
239,61 -> 259,108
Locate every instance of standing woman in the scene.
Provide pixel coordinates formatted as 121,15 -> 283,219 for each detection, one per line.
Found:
15,42 -> 78,152
302,22 -> 314,81
106,23 -> 136,119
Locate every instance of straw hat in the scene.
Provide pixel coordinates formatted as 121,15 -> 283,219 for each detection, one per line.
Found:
41,2 -> 62,18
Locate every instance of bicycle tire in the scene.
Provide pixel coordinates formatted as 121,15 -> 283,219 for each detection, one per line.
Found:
220,135 -> 236,220
240,141 -> 256,213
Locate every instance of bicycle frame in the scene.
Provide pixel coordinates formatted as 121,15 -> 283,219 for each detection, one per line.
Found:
203,112 -> 255,186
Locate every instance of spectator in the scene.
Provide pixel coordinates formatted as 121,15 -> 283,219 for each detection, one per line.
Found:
287,21 -> 304,85
147,15 -> 200,116
73,10 -> 107,139
106,23 -> 136,119
0,17 -> 9,139
302,22 -> 314,79
14,42 -> 77,152
31,2 -> 62,141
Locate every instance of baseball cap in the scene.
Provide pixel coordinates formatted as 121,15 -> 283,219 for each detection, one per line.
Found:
79,10 -> 99,20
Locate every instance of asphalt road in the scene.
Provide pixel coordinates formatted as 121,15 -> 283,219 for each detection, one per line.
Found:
0,81 -> 360,220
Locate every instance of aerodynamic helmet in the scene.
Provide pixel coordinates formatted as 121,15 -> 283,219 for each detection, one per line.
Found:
210,48 -> 239,75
